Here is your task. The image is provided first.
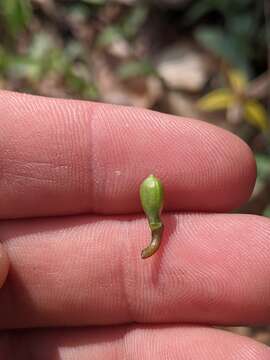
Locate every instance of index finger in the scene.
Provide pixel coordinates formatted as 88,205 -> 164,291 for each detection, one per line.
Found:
0,91 -> 255,218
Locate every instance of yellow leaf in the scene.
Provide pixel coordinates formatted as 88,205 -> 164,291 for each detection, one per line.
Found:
244,100 -> 269,131
227,69 -> 248,93
197,88 -> 235,112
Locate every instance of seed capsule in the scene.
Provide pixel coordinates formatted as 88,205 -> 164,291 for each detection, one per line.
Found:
139,174 -> 164,259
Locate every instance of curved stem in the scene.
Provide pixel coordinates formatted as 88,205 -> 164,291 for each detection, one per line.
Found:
141,222 -> 163,259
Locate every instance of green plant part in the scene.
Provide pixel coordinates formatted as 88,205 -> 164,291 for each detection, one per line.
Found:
140,174 -> 164,259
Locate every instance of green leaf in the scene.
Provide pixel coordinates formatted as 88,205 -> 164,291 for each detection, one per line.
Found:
67,4 -> 91,20
0,46 -> 9,72
97,26 -> 123,47
197,88 -> 235,112
195,26 -> 251,73
8,57 -> 41,81
81,0 -> 106,4
83,84 -> 99,100
186,0 -> 254,24
117,60 -> 155,79
255,154 -> 270,181
263,205 -> 270,217
0,0 -> 32,36
184,2 -> 212,24
48,49 -> 69,74
227,13 -> 254,38
29,32 -> 55,60
121,5 -> 148,39
65,64 -> 99,100
64,41 -> 85,61
244,100 -> 269,132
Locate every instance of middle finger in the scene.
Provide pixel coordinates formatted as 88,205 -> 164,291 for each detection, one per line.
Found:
0,212 -> 269,329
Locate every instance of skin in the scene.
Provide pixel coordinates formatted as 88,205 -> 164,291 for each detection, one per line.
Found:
0,90 -> 269,359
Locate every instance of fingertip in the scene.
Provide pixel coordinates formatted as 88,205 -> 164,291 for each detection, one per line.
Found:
0,244 -> 9,288
225,132 -> 257,209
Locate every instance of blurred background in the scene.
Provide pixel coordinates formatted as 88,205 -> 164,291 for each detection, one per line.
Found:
0,0 -> 269,345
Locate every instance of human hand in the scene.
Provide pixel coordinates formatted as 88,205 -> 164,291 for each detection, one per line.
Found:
0,91 -> 269,359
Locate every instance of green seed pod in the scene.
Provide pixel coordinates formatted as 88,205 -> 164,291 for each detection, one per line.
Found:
140,174 -> 164,259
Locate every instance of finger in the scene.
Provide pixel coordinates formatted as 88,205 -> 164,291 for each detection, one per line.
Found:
0,213 -> 269,329
0,91 -> 255,218
1,325 -> 269,359
0,244 -> 9,288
